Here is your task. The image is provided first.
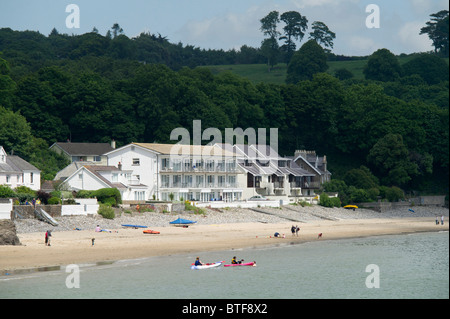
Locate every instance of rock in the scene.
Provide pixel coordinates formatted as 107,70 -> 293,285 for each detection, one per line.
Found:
0,220 -> 21,245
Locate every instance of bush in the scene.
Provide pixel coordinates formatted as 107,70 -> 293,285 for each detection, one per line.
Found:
349,187 -> 370,203
98,204 -> 115,219
101,197 -> 115,207
185,200 -> 205,214
385,186 -> 404,202
0,185 -> 15,198
37,190 -> 51,205
14,186 -> 36,196
48,197 -> 61,205
319,193 -> 341,208
75,190 -> 94,198
92,188 -> 122,207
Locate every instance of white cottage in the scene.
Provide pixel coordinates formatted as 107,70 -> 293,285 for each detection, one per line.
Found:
0,146 -> 41,191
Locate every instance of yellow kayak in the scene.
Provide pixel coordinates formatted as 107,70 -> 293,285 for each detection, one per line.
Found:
344,205 -> 358,209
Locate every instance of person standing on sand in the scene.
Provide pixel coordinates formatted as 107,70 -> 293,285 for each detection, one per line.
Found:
436,216 -> 439,225
291,225 -> 296,236
45,230 -> 52,246
441,215 -> 444,225
295,225 -> 300,236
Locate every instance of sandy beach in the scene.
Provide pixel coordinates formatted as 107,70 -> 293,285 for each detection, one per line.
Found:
1,206 -> 448,272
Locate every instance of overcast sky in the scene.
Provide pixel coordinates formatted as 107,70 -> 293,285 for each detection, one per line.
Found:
1,0 -> 448,56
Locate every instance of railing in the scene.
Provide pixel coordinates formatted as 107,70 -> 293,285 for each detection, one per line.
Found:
160,182 -> 238,189
160,166 -> 238,173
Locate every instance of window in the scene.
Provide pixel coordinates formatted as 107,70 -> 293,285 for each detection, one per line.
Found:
94,156 -> 101,162
134,191 -> 145,201
227,175 -> 236,187
112,173 -> 118,182
207,175 -> 215,187
162,158 -> 169,170
30,172 -> 34,184
195,175 -> 204,188
6,175 -> 10,184
161,175 -> 169,188
132,158 -> 140,166
173,175 -> 181,187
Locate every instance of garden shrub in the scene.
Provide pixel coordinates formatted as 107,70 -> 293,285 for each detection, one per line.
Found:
92,188 -> 122,207
48,197 -> 61,205
98,204 -> 115,219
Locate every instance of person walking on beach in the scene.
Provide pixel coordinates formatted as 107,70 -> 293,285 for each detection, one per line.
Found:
45,230 -> 52,246
291,225 -> 296,236
441,215 -> 444,225
436,216 -> 439,225
295,225 -> 300,236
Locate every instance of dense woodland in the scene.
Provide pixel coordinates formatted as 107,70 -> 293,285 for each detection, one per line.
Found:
0,23 -> 448,201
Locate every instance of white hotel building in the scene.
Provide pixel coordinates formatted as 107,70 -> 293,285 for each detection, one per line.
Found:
105,143 -> 242,203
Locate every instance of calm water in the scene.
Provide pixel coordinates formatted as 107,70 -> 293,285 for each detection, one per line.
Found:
1,231 -> 448,299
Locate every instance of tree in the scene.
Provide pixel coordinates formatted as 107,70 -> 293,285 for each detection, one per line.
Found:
279,11 -> 308,63
0,106 -> 33,157
344,166 -> 379,190
111,23 -> 124,38
0,57 -> 16,108
308,21 -> 336,50
367,134 -> 418,186
260,11 -> 281,71
363,48 -> 401,82
260,37 -> 279,71
286,39 -> 328,83
402,53 -> 449,85
420,10 -> 449,56
260,11 -> 280,39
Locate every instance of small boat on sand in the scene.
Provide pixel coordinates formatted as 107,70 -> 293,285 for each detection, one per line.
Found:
143,229 -> 160,234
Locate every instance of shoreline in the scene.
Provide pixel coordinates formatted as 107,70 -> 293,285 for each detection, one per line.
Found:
1,215 -> 448,274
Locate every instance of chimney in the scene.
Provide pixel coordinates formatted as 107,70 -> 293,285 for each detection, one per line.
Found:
111,139 -> 116,149
118,161 -> 122,171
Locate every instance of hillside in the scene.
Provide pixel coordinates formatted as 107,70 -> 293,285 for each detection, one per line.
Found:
208,56 -> 450,85
0,28 -> 449,198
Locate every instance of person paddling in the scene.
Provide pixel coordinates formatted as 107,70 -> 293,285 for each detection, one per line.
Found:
194,257 -> 203,266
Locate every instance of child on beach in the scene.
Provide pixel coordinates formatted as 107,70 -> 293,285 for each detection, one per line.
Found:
45,230 -> 52,246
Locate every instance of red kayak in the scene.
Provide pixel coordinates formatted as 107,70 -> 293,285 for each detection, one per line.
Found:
224,262 -> 256,267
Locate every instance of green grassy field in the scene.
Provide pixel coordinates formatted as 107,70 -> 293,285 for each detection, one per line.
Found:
206,55 -> 448,85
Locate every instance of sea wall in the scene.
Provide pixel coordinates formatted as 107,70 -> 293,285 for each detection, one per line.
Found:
357,196 -> 446,213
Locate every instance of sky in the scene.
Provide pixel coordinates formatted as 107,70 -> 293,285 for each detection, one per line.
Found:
0,0 -> 448,56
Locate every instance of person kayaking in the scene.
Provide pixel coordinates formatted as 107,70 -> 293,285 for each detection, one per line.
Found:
194,257 -> 203,266
231,256 -> 243,264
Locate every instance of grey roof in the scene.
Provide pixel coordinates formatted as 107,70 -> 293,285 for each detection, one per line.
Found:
0,156 -> 40,173
51,142 -> 113,156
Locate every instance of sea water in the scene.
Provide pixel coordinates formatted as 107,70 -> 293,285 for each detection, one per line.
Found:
1,231 -> 448,299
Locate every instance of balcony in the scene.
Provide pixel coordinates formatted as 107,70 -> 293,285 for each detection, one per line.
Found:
160,182 -> 238,189
274,182 -> 284,189
290,182 -> 302,189
302,181 -> 320,189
